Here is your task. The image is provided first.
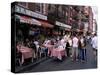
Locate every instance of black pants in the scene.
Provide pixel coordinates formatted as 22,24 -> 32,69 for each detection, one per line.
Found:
66,48 -> 70,57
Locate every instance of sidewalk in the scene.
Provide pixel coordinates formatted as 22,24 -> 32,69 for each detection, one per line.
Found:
15,57 -> 49,73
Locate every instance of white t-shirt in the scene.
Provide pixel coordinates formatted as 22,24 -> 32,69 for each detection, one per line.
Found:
68,39 -> 72,46
80,38 -> 84,44
91,36 -> 97,49
34,41 -> 39,50
72,37 -> 79,47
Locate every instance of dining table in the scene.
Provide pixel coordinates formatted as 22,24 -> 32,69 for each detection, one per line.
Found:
50,47 -> 67,60
17,45 -> 33,64
42,44 -> 54,55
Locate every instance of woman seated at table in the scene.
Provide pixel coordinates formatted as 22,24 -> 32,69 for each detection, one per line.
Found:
24,38 -> 31,48
43,38 -> 51,45
51,39 -> 54,45
39,44 -> 48,57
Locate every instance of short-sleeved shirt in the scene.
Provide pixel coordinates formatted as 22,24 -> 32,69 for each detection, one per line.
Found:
91,36 -> 97,49
72,37 -> 79,47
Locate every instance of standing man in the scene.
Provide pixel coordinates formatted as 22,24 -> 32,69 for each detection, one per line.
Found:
72,34 -> 79,61
79,35 -> 87,62
91,33 -> 97,61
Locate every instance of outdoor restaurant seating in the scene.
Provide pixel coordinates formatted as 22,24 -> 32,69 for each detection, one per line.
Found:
16,36 -> 69,67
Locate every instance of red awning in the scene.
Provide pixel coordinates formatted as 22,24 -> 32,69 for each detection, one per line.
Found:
15,15 -> 41,26
39,21 -> 54,28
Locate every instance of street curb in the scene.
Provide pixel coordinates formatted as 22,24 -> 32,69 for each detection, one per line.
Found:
15,57 -> 49,73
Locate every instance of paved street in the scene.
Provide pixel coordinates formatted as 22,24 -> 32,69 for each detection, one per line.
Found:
20,43 -> 97,73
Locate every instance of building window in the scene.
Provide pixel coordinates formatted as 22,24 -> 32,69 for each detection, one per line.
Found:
35,3 -> 43,14
18,2 -> 28,8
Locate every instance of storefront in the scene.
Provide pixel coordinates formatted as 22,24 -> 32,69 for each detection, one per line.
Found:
14,14 -> 42,42
11,4 -> 55,69
55,21 -> 72,36
12,4 -> 54,42
39,20 -> 54,37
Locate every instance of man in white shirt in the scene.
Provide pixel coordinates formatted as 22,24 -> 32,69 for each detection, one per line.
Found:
72,34 -> 79,61
91,33 -> 97,61
91,35 -> 97,50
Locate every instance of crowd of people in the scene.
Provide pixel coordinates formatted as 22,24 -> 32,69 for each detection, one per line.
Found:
16,32 -> 97,66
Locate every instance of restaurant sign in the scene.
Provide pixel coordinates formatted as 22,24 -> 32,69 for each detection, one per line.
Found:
56,21 -> 71,29
15,5 -> 47,20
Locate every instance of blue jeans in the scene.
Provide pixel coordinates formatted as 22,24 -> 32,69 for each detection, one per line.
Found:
80,49 -> 86,60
